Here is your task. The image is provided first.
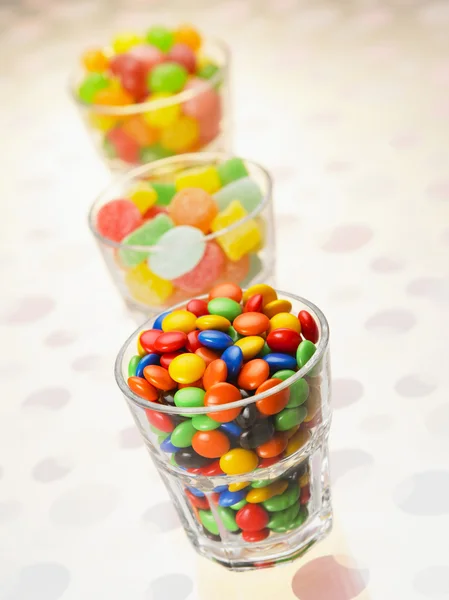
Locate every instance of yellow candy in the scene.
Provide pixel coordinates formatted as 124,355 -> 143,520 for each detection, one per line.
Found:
263,299 -> 292,319
286,424 -> 300,439
246,480 -> 289,503
112,32 -> 143,53
129,182 -> 157,215
299,472 -> 310,487
88,112 -> 118,132
196,315 -> 231,331
160,116 -> 199,153
175,166 -> 221,194
125,263 -> 173,306
234,336 -> 265,360
228,481 -> 250,492
269,312 -> 301,334
285,428 -> 311,457
219,449 -> 258,475
168,353 -> 206,384
137,333 -> 146,357
162,310 -> 197,333
143,93 -> 181,128
243,284 -> 277,306
211,200 -> 262,262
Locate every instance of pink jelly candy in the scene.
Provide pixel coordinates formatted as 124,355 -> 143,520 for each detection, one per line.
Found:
167,43 -> 196,74
172,241 -> 226,293
106,129 -> 140,164
182,78 -> 221,120
96,199 -> 142,242
128,45 -> 166,72
144,205 -> 169,220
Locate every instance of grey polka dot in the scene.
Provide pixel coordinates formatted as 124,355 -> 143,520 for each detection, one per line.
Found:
406,277 -> 449,303
145,574 -> 193,600
49,484 -> 119,526
119,427 -> 143,449
394,471 -> 449,515
5,563 -> 70,600
142,501 -> 181,533
365,309 -> 416,333
1,296 -> 55,324
360,414 -> 394,433
71,354 -> 108,372
32,458 -> 71,483
322,224 -> 373,253
395,374 -> 437,398
414,565 -> 449,596
0,501 -> 21,523
426,404 -> 449,437
23,387 -> 71,410
45,330 -> 76,347
331,449 -> 374,483
333,378 -> 364,409
370,256 -> 404,273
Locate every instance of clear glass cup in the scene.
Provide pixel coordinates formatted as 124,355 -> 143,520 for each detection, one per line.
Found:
70,38 -> 231,170
114,290 -> 332,570
89,153 -> 276,321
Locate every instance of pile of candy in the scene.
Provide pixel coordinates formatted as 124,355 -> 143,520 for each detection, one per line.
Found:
95,158 -> 266,308
76,24 -> 224,165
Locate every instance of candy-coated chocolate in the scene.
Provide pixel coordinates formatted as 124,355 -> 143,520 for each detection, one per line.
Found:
128,376 -> 159,401
185,330 -> 202,352
203,359 -> 227,390
237,359 -> 270,390
267,503 -> 300,530
174,387 -> 205,409
262,484 -> 300,512
296,340 -> 317,369
192,414 -> 221,431
186,489 -> 209,510
175,448 -> 212,469
139,328 -> 162,352
233,312 -> 270,336
205,382 -> 242,423
209,282 -> 243,303
269,313 -> 301,334
235,503 -> 269,531
228,326 -> 242,343
218,488 -> 247,507
135,353 -> 160,378
145,409 -> 174,433
217,505 -> 239,532
285,428 -> 310,456
255,378 -> 290,416
143,365 -> 176,390
160,435 -> 179,453
274,406 -> 307,431
208,297 -> 242,321
153,331 -> 187,353
230,499 -> 247,510
234,336 -> 265,360
195,346 -> 221,366
266,328 -> 301,354
240,420 -> 274,450
221,345 -> 243,379
220,448 -> 259,475
251,479 -> 271,488
263,352 -> 297,372
128,355 -> 141,377
263,299 -> 293,319
220,422 -> 242,438
196,459 -> 224,476
171,420 -> 196,447
256,432 -> 288,458
186,298 -> 209,317
159,351 -> 183,369
235,403 -> 259,429
242,528 -> 269,542
228,481 -> 250,492
192,430 -> 230,458
197,330 -> 233,351
242,284 -> 277,307
298,310 -> 319,343
246,480 -> 288,503
257,456 -> 280,469
169,353 -> 206,383
244,293 -> 263,313
153,310 -> 171,331
199,509 -> 219,535
300,485 -> 311,505
196,314 -> 231,332
272,372 -> 309,408
162,309 -> 197,333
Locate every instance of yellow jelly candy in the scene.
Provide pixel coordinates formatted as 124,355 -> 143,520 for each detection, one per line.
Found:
246,480 -> 288,503
175,166 -> 221,194
285,428 -> 311,457
125,263 -> 173,306
129,182 -> 157,215
169,353 -> 206,384
162,310 -> 197,333
82,49 -> 109,72
174,24 -> 202,52
88,113 -> 118,132
112,32 -> 143,53
160,116 -> 199,153
269,312 -> 301,334
263,299 -> 292,319
196,315 -> 231,331
219,449 -> 259,475
211,200 -> 262,262
243,284 -> 277,306
228,481 -> 250,492
144,93 -> 181,128
234,336 -> 265,360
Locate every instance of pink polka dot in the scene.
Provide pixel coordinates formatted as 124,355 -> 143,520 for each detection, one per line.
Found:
365,309 -> 416,333
352,8 -> 393,31
322,224 -> 373,253
395,374 -> 437,398
427,179 -> 449,200
333,378 -> 364,409
370,256 -> 404,273
1,296 -> 55,324
23,387 -> 70,410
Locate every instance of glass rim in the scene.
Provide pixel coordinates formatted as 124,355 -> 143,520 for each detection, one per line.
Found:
114,289 -> 330,415
69,37 -> 229,116
87,152 -> 272,252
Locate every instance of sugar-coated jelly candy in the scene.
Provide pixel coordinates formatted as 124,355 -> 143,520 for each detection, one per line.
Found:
239,420 -> 274,450
205,382 -> 242,423
96,199 -> 142,242
214,177 -> 263,213
128,182 -> 157,215
197,62 -> 219,80
217,158 -> 249,186
167,43 -> 197,73
211,200 -> 262,262
172,242 -> 226,294
175,166 -> 221,194
146,26 -> 174,52
235,503 -> 268,531
82,49 -> 109,72
78,72 -> 110,103
125,263 -> 173,306
162,310 -> 197,333
192,430 -> 230,458
149,62 -> 187,94
160,115 -> 199,152
139,144 -> 173,164
148,225 -> 206,279
233,312 -> 270,336
174,24 -> 202,51
182,78 -> 220,120
221,345 -> 243,380
169,187 -> 218,234
135,353 -> 160,378
151,182 -> 176,206
198,330 -> 233,350
129,44 -> 165,71
296,340 -> 317,369
237,359 -> 270,390
119,214 -> 174,267
220,448 -> 258,475
112,32 -> 143,53
169,353 -> 206,384
255,378 -> 290,416
106,128 -> 140,164
143,92 -> 181,128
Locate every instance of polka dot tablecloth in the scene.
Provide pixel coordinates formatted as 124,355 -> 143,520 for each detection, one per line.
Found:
1,0 -> 449,598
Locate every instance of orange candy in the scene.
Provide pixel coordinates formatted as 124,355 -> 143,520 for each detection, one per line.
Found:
127,376 -> 158,401
233,312 -> 270,336
174,24 -> 202,51
82,48 -> 109,72
192,430 -> 230,458
93,86 -> 133,106
168,188 -> 218,234
179,378 -> 203,389
256,432 -> 288,458
121,116 -> 159,147
143,365 -> 176,391
255,378 -> 290,416
195,347 -> 220,366
205,382 -> 242,423
208,282 -> 243,303
237,359 -> 270,391
203,359 -> 228,390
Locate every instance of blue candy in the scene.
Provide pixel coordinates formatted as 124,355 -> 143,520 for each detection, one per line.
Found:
263,352 -> 297,371
221,345 -> 243,379
198,330 -> 233,351
187,486 -> 205,498
213,485 -> 228,493
153,310 -> 171,331
160,435 -> 179,453
220,422 -> 242,438
135,353 -> 160,378
218,488 -> 247,507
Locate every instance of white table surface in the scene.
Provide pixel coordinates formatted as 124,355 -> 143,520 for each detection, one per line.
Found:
1,0 -> 449,599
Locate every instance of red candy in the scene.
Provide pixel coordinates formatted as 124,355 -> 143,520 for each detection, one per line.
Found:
257,456 -> 280,469
106,128 -> 140,164
244,294 -> 263,313
188,459 -> 224,476
300,485 -> 311,505
160,351 -> 183,369
242,529 -> 270,543
167,43 -> 197,73
128,44 -> 165,72
96,199 -> 142,242
154,331 -> 187,353
110,54 -> 147,101
186,298 -> 209,317
235,504 -> 269,532
186,488 -> 210,510
139,329 -> 162,353
172,242 -> 226,294
185,330 -> 202,352
298,310 -> 319,344
256,432 -> 288,458
145,409 -> 174,433
266,328 -> 301,354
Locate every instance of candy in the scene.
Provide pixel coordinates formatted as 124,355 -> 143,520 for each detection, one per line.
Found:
128,376 -> 158,401
213,177 -> 263,213
235,504 -> 268,531
175,166 -> 221,194
244,293 -> 263,313
119,214 -> 174,267
112,32 -> 143,53
262,484 -> 299,512
192,430 -> 230,458
255,378 -> 289,416
263,353 -> 297,372
195,347 -> 220,366
162,309 -> 197,333
139,144 -> 172,164
175,448 -> 211,469
78,73 -> 110,103
233,312 -> 270,336
96,199 -> 142,242
173,242 -> 226,294
242,529 -> 269,542
128,355 -> 140,377
237,359 -> 270,390
160,116 -> 199,152
234,336 -> 265,360
220,448 -> 259,475
220,346 -> 243,380
266,329 -> 301,354
263,299 -> 293,319
143,365 -> 176,390
148,225 -> 206,280
167,43 -> 197,73
174,24 -> 202,51
269,313 -> 301,334
125,263 -> 173,305
169,353 -> 206,384
209,282 -> 243,303
149,62 -> 188,94
197,330 -> 233,350
211,200 -> 262,262
243,285 -> 277,307
169,187 -> 218,234
216,158 -> 248,187
267,504 -> 301,530
217,506 -> 239,532
220,422 -> 242,438
192,414 -> 221,431
274,406 -> 307,431
240,421 -> 274,450
235,404 -> 259,429
106,129 -> 140,163
203,359 -> 227,390
182,78 -> 220,120
135,353 -> 160,378
146,26 -> 174,52
273,371 -> 309,408
246,480 -> 288,504
219,488 -> 247,507
297,340 -> 317,369
285,428 -> 310,457
160,351 -> 183,368
139,329 -> 162,352
150,182 -> 177,206
82,49 -> 109,72
129,44 -> 165,71
143,92 -> 181,128
154,331 -> 187,353
174,387 -> 205,412
185,330 -> 202,352
205,383 -> 242,423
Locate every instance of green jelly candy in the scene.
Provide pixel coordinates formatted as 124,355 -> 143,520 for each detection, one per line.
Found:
217,506 -> 239,532
139,144 -> 173,163
268,502 -> 300,530
119,215 -> 174,267
197,62 -> 220,81
251,479 -> 271,488
274,406 -> 307,431
241,254 -> 263,288
259,342 -> 271,358
152,182 -> 177,206
192,414 -> 221,431
217,158 -> 249,187
199,509 -> 219,535
128,355 -> 141,377
170,420 -> 195,448
230,499 -> 247,510
228,326 -> 242,343
208,297 -> 242,321
146,26 -> 174,52
78,72 -> 110,103
149,62 -> 188,94
103,137 -> 116,159
297,340 -> 317,369
214,177 -> 263,213
262,485 -> 300,512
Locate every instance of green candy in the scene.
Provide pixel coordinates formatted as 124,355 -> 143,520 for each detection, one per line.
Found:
273,370 -> 309,407
251,479 -> 271,488
230,499 -> 247,510
217,158 -> 249,187
228,326 -> 242,343
217,506 -> 239,532
274,406 -> 307,431
262,485 -> 300,512
297,340 -> 317,369
150,424 -> 166,436
174,387 -> 205,416
119,215 -> 174,267
103,137 -> 116,159
152,182 -> 177,206
128,355 -> 140,377
170,453 -> 178,467
78,72 -> 110,103
139,144 -> 173,164
268,503 -> 300,530
270,524 -> 289,533
146,26 -> 174,52
192,414 -> 221,431
208,297 -> 242,321
199,510 -> 219,535
149,63 -> 188,94
258,342 -> 271,358
197,62 -> 220,81
170,420 -> 195,448
214,177 -> 262,213
157,433 -> 169,444
292,506 -> 308,529
273,369 -> 295,382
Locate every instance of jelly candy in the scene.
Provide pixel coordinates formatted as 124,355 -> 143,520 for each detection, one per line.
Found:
217,158 -> 249,186
214,177 -> 263,213
119,214 -> 174,267
82,49 -> 109,72
167,43 -> 197,74
112,32 -> 143,54
175,166 -> 221,194
148,225 -> 206,280
129,44 -> 165,71
146,26 -> 174,52
121,117 -> 159,148
96,199 -> 142,242
152,182 -> 176,206
169,187 -> 218,234
125,263 -> 173,305
78,73 -> 110,103
143,92 -> 181,128
172,242 -> 226,294
211,200 -> 262,261
160,116 -> 199,153
182,78 -> 220,120
128,181 -> 157,215
174,24 -> 202,52
149,63 -> 188,94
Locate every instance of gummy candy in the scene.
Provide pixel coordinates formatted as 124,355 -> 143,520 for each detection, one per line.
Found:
175,166 -> 221,194
119,214 -> 174,267
211,200 -> 262,261
214,177 -> 263,213
125,262 -> 173,305
173,241 -> 226,293
128,181 -> 158,214
149,63 -> 188,94
160,116 -> 199,153
169,187 -> 218,233
96,199 -> 142,242
148,225 -> 206,279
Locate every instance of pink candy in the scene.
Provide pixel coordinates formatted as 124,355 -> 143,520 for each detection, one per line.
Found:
172,241 -> 226,293
96,199 -> 142,242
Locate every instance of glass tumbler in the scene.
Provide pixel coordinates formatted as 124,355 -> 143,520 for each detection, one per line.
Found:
70,38 -> 230,170
89,153 -> 276,321
114,291 -> 332,570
